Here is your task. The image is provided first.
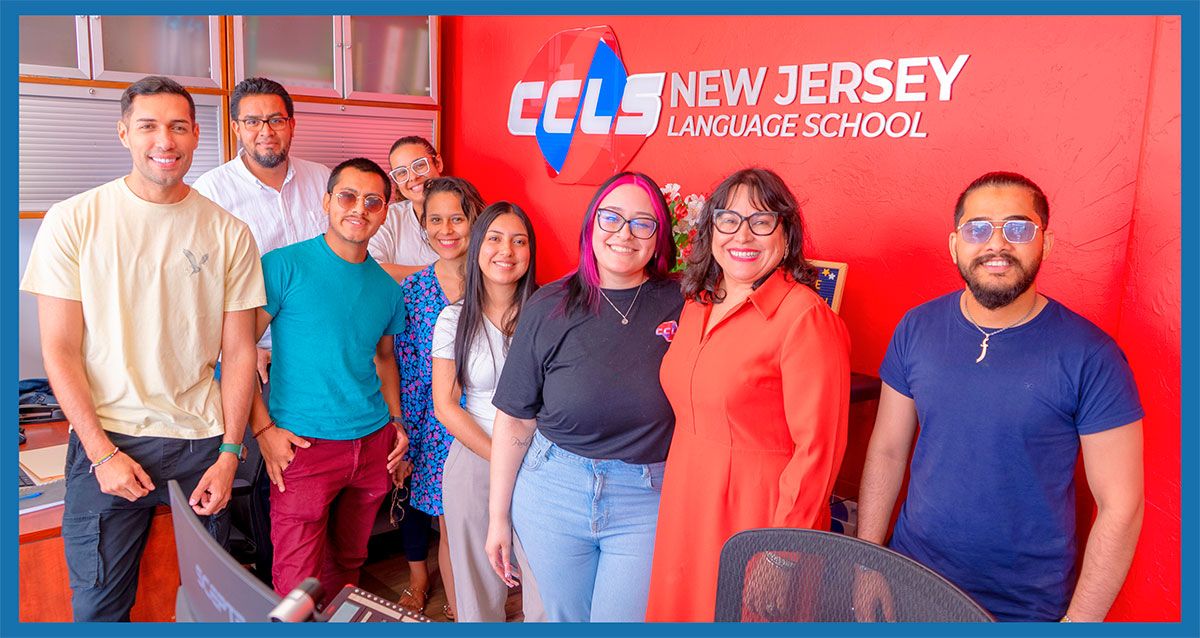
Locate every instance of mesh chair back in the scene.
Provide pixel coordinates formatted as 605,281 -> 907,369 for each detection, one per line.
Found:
714,528 -> 993,622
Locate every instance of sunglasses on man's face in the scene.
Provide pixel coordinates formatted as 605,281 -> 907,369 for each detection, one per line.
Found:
957,219 -> 1041,244
333,190 -> 386,215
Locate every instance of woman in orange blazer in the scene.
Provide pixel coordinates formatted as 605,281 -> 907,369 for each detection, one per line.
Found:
646,168 -> 851,622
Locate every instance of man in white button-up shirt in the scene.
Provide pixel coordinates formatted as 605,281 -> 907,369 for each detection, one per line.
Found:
194,77 -> 331,383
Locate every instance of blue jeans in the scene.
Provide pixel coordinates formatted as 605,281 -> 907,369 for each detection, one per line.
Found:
511,431 -> 665,622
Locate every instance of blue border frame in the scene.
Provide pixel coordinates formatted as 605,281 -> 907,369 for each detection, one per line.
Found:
4,1 -> 1195,637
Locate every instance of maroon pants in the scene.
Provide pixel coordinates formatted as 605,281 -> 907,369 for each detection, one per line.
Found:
270,424 -> 395,604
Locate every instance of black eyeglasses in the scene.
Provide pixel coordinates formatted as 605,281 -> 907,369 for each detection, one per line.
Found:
236,116 -> 292,131
712,210 -> 781,236
333,190 -> 386,214
957,220 -> 1041,244
596,208 -> 658,239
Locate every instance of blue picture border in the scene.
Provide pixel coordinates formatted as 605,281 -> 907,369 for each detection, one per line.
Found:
3,1 -> 1194,636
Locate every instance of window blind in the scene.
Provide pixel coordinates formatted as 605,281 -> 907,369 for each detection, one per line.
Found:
19,84 -> 222,211
288,102 -> 437,171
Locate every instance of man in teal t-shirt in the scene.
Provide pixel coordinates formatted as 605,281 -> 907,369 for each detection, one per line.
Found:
248,157 -> 408,602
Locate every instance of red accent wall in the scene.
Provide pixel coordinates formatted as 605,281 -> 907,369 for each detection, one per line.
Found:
439,15 -> 1181,620
1109,16 -> 1182,621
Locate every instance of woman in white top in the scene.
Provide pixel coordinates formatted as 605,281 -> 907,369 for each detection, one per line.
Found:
369,135 -> 443,273
432,202 -> 544,622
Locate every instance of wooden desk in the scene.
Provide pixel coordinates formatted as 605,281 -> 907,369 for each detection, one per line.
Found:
19,421 -> 179,622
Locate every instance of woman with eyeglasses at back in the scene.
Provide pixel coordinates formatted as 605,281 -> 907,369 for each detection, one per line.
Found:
390,176 -> 484,621
485,172 -> 682,622
645,168 -> 851,622
369,136 -> 444,278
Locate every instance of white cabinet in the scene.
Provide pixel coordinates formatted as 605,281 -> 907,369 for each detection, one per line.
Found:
234,15 -> 437,105
18,15 -> 90,79
19,15 -> 222,88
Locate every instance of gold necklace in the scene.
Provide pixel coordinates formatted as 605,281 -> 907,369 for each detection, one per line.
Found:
599,280 -> 645,325
962,293 -> 1038,363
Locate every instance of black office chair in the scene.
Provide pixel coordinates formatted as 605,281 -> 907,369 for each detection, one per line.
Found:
228,424 -> 274,585
714,528 -> 994,622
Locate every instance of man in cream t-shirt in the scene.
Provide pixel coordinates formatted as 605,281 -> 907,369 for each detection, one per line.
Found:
20,76 -> 264,622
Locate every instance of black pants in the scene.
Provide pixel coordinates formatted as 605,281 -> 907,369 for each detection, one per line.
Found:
62,430 -> 229,622
390,476 -> 432,562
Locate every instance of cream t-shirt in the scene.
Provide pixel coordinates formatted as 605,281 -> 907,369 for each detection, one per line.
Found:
20,178 -> 266,439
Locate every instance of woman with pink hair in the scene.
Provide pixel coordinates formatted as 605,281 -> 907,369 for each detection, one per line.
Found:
484,172 -> 681,622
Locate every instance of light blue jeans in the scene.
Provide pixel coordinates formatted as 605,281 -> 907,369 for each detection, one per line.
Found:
511,430 -> 666,622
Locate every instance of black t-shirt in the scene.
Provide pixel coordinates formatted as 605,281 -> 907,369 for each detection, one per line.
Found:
492,276 -> 684,464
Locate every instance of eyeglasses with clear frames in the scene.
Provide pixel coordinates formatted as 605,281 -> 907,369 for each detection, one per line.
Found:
389,157 -> 434,184
333,190 -> 387,215
596,208 -> 659,239
957,219 -> 1041,244
712,210 -> 782,236
236,116 -> 292,131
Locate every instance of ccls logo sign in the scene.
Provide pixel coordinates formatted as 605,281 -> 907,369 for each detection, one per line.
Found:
508,26 -> 665,184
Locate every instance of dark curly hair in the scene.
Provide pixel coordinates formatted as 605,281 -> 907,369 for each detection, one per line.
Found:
681,167 -> 817,304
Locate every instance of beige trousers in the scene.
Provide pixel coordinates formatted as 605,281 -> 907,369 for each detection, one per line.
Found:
442,439 -> 545,622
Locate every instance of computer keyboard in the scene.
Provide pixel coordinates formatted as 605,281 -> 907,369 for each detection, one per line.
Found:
19,468 -> 35,487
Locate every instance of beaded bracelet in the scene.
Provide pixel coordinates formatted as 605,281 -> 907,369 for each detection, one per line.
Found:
252,421 -> 276,438
89,446 -> 120,474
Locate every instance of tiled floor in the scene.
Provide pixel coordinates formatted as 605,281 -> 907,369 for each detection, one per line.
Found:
358,529 -> 525,623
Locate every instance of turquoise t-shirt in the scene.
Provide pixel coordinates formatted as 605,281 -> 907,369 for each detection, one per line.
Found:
262,235 -> 406,440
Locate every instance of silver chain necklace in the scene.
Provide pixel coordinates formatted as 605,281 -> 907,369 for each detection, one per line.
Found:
962,293 -> 1038,363
599,280 -> 645,325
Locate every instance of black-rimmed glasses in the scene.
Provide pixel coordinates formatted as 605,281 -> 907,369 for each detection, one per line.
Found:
596,208 -> 658,239
957,220 -> 1041,244
389,157 -> 434,184
236,116 -> 292,131
712,210 -> 781,236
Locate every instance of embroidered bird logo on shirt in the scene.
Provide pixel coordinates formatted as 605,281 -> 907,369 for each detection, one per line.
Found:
183,249 -> 209,275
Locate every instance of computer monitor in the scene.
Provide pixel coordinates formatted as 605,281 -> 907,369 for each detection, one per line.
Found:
168,480 -> 281,622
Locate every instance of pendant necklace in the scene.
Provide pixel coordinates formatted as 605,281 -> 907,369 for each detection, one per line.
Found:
599,280 -> 645,325
962,293 -> 1038,363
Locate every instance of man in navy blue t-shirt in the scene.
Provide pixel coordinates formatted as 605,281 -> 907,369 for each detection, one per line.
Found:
856,172 -> 1144,622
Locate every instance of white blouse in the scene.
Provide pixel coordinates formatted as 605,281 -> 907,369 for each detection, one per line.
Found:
432,303 -> 508,437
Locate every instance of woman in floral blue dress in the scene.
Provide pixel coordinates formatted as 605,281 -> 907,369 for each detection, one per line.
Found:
393,176 -> 484,620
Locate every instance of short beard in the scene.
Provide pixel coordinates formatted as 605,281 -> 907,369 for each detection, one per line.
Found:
328,220 -> 369,246
250,147 -> 288,169
958,252 -> 1040,310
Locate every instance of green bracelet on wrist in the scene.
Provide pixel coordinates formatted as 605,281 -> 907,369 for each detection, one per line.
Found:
89,446 -> 120,474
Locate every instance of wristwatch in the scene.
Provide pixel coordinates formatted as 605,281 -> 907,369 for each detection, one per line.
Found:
219,442 -> 246,462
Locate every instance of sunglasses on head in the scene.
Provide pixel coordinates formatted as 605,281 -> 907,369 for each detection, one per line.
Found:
957,219 -> 1041,244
